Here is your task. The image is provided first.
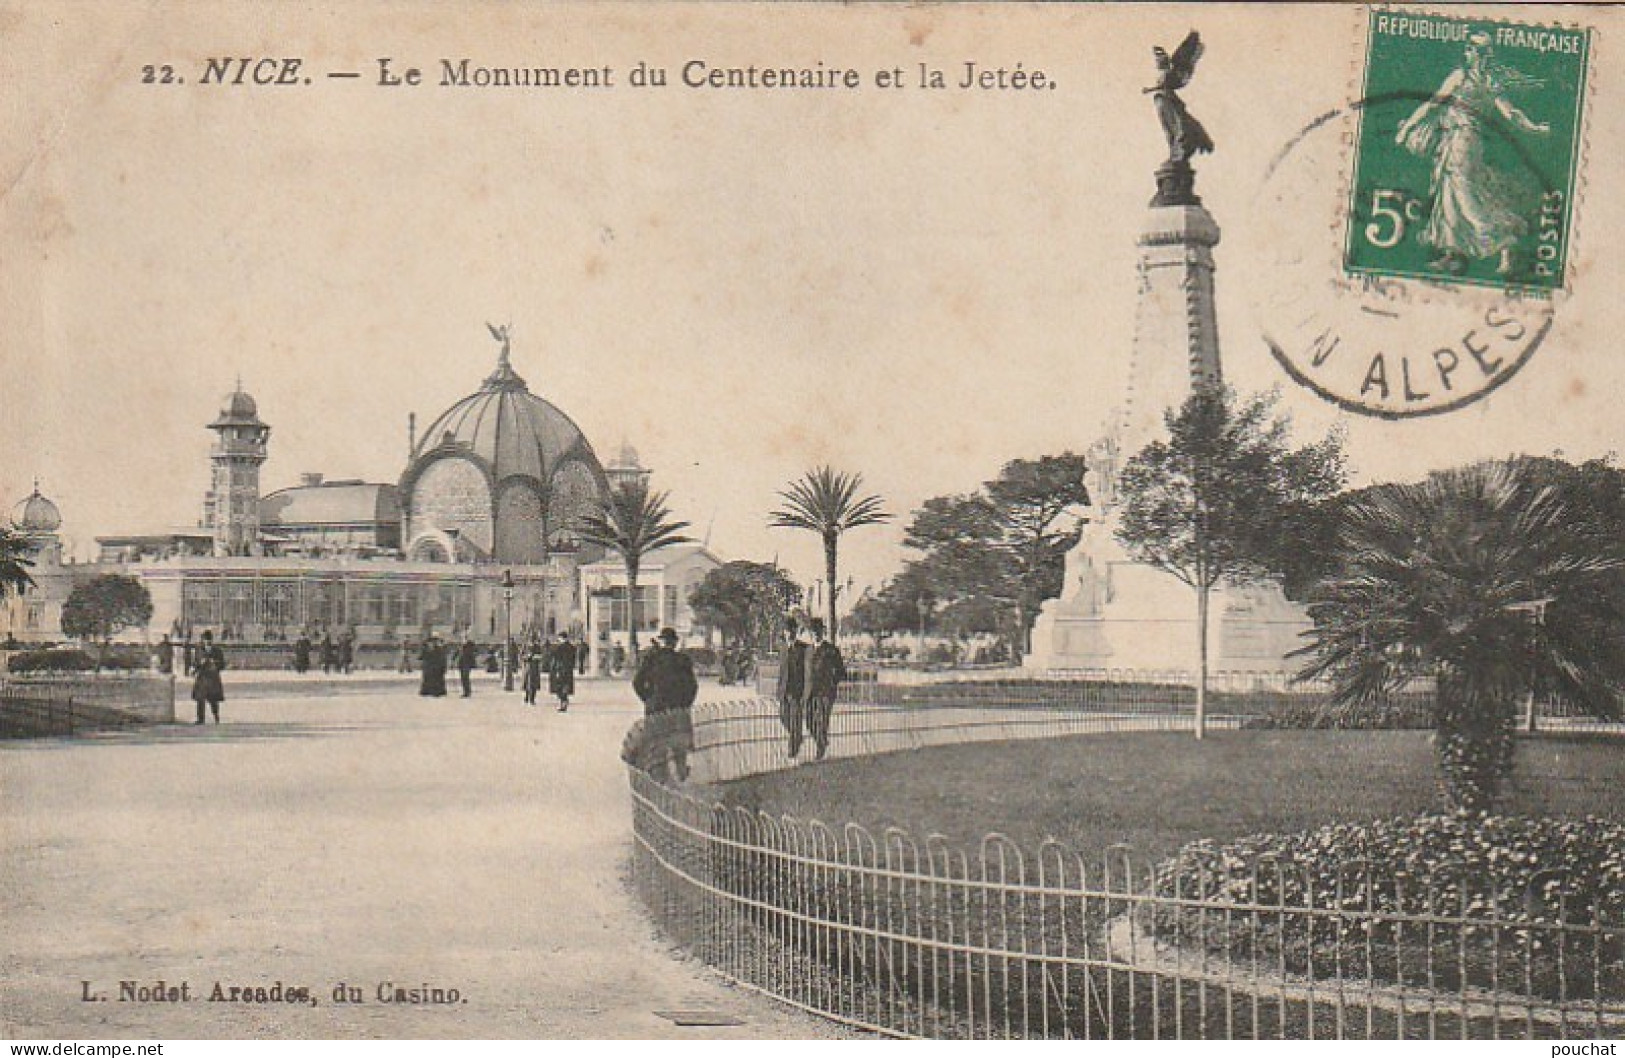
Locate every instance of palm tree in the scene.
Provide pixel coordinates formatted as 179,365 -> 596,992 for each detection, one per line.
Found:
575,479 -> 692,669
0,526 -> 35,600
1298,460 -> 1625,813
769,466 -> 891,637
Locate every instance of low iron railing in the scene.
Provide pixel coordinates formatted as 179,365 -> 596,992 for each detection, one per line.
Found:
627,694 -> 1624,1039
0,674 -> 176,737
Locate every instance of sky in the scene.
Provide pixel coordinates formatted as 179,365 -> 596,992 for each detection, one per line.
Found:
2,2 -> 1621,597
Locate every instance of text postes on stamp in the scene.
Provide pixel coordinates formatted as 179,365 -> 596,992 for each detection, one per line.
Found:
1345,10 -> 1590,294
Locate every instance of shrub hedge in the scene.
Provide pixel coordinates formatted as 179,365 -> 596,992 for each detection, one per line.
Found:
6,645 -> 151,673
1148,813 -> 1625,1001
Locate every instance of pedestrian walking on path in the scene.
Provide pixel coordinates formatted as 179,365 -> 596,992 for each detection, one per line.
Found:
804,618 -> 846,760
548,631 -> 577,711
191,630 -> 227,725
522,636 -> 544,706
631,628 -> 698,783
418,634 -> 448,698
457,635 -> 478,698
776,618 -> 808,758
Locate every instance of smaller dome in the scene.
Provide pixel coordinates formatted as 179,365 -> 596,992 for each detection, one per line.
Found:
221,387 -> 258,420
12,484 -> 61,533
612,442 -> 641,470
210,380 -> 267,429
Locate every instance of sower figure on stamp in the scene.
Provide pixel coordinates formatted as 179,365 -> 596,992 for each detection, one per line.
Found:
1395,32 -> 1550,277
804,617 -> 847,761
548,631 -> 576,712
776,617 -> 809,757
632,627 -> 698,783
191,629 -> 227,725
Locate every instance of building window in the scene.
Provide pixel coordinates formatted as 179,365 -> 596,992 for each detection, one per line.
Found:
182,580 -> 221,626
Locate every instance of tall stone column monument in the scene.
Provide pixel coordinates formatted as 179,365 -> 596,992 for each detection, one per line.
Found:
1026,33 -> 1310,676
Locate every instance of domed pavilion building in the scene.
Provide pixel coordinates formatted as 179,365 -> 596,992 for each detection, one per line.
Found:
6,328 -> 720,665
400,341 -> 609,565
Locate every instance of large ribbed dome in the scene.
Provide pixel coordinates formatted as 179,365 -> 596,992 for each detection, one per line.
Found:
11,484 -> 61,533
399,336 -> 609,564
410,354 -> 600,484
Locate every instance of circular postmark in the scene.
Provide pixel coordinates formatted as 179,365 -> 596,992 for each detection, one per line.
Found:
1250,94 -> 1560,420
1249,12 -> 1588,419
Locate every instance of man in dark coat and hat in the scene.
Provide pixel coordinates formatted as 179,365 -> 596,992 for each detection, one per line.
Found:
804,618 -> 847,760
457,634 -> 478,698
191,629 -> 227,724
547,631 -> 577,712
776,617 -> 809,757
521,635 -> 545,706
632,627 -> 699,781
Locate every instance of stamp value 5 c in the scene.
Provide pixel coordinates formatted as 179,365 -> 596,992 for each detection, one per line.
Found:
1345,10 -> 1590,293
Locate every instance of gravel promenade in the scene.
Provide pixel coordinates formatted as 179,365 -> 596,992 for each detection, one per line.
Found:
1,676 -> 842,1039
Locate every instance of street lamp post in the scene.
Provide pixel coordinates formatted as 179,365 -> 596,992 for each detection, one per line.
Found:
501,569 -> 516,692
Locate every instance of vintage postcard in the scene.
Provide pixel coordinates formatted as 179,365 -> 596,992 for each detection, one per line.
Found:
3,2 -> 1622,1044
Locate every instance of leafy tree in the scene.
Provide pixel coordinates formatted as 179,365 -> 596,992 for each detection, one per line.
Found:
902,493 -> 1017,636
897,455 -> 1090,659
689,560 -> 803,653
985,453 -> 1091,656
1300,460 -> 1625,813
60,573 -> 153,668
575,479 -> 692,667
0,526 -> 36,600
847,579 -> 927,654
1116,387 -> 1345,738
769,466 -> 890,637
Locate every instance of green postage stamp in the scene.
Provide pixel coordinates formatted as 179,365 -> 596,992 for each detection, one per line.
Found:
1345,10 -> 1590,292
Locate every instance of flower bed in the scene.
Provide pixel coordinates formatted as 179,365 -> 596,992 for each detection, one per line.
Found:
1148,814 -> 1625,1004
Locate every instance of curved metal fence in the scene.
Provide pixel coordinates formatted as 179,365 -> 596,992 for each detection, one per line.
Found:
627,694 -> 1625,1039
0,673 -> 176,738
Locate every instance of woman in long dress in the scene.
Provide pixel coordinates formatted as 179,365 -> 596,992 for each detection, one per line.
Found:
1395,33 -> 1551,275
418,635 -> 448,697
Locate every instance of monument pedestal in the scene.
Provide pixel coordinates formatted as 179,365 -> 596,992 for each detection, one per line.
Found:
1027,513 -> 1311,675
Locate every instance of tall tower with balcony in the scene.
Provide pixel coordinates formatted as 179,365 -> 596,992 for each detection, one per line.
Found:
202,382 -> 270,556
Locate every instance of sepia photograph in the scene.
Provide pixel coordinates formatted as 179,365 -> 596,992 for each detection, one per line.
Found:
1,2 -> 1621,1044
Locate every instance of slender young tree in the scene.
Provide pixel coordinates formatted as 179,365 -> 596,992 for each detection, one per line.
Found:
1115,387 -> 1345,738
575,479 -> 692,668
1299,460 -> 1625,813
769,466 -> 890,637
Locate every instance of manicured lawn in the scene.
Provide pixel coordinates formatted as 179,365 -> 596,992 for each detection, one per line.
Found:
714,730 -> 1625,865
